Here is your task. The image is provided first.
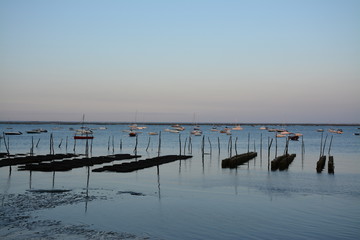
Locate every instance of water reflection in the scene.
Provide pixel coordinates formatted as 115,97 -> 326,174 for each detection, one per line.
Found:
1,167 -> 12,206
156,165 -> 161,200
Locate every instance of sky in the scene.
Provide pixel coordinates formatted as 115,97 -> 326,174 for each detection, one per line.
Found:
1,0 -> 359,123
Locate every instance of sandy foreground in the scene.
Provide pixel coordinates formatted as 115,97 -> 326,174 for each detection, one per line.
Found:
0,191 -> 148,240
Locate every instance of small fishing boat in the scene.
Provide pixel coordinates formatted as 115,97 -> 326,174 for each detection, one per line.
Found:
129,131 -> 137,137
4,131 -> 22,135
148,132 -> 158,135
165,129 -> 180,133
26,128 -> 47,134
288,134 -> 299,141
232,125 -> 243,130
74,115 -> 94,139
74,129 -> 94,139
26,129 -> 41,134
210,127 -> 219,132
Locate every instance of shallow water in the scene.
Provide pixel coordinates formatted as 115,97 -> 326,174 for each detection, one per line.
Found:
1,123 -> 360,239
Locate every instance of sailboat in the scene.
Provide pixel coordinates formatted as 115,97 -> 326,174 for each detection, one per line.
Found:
74,115 -> 94,140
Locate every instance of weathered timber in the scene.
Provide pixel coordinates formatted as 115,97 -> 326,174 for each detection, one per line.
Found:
0,153 -> 78,168
271,154 -> 296,171
278,154 -> 296,171
221,152 -> 257,168
92,155 -> 192,173
316,155 -> 326,173
18,154 -> 140,172
328,156 -> 334,174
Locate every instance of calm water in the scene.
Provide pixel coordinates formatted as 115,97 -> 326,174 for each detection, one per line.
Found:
1,123 -> 360,239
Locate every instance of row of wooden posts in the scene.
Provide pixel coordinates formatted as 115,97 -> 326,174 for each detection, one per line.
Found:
2,132 -> 304,161
316,133 -> 334,174
2,131 -> 337,173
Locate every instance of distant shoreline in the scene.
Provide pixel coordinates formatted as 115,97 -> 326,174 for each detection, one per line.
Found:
0,121 -> 359,126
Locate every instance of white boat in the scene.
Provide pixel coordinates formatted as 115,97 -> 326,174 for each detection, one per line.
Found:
165,129 -> 180,133
232,125 -> 243,130
129,131 -> 137,137
4,131 -> 22,135
74,115 -> 94,139
210,127 -> 219,132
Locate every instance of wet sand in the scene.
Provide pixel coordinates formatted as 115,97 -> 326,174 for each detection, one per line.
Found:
0,191 -> 145,240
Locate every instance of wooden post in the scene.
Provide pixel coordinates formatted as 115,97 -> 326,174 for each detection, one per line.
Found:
228,136 -> 232,157
134,135 -> 138,155
184,137 -> 188,155
179,134 -> 182,156
73,138 -> 76,153
260,133 -> 262,159
65,136 -> 68,153
30,136 -> 34,156
58,138 -> 63,148
90,138 -> 93,155
120,138 -> 123,151
108,136 -> 111,152
319,132 -> 323,158
188,136 -> 192,154
158,131 -> 161,157
322,134 -> 328,157
146,136 -> 151,152
247,133 -> 250,153
112,136 -> 115,154
201,135 -> 205,158
208,137 -> 212,156
268,137 -> 273,170
275,133 -> 278,158
328,135 -> 333,156
234,137 -> 238,155
36,138 -> 41,148
217,137 -> 220,155
85,138 -> 89,157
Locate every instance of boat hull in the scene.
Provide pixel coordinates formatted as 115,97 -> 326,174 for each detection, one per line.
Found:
74,136 -> 94,140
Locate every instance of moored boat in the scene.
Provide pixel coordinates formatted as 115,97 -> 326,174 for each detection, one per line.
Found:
74,115 -> 94,139
4,131 -> 22,135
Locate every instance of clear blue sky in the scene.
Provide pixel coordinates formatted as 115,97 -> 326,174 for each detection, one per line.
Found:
1,0 -> 359,123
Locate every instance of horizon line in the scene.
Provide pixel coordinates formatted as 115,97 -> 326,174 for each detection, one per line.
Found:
0,120 -> 359,126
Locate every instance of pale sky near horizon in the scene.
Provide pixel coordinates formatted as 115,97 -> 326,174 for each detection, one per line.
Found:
1,0 -> 359,123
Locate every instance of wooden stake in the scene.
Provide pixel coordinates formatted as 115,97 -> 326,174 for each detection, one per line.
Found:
36,138 -> 41,148
158,131 -> 161,157
322,134 -> 328,156
58,139 -> 63,148
319,132 -> 323,158
108,136 -> 111,151
134,135 -> 138,155
179,134 -> 182,156
208,137 -> 212,156
146,136 -> 151,152
328,135 -> 333,156
184,137 -> 188,154
260,133 -> 263,159
234,137 -> 238,155
217,137 -> 220,154
275,133 -> 278,158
